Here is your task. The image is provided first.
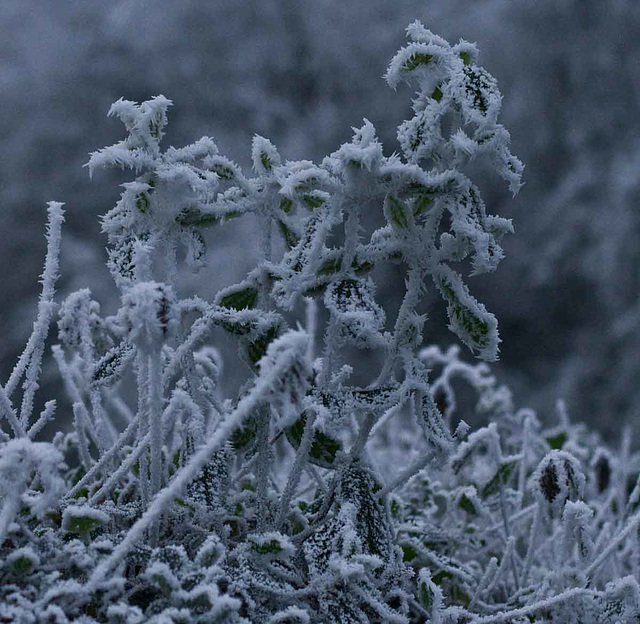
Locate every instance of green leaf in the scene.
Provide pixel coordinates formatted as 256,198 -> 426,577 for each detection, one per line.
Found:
9,551 -> 39,575
433,266 -> 498,360
458,493 -> 477,515
279,198 -> 293,213
459,51 -> 472,66
277,219 -> 300,250
62,507 -> 108,537
135,192 -> 150,213
285,413 -> 341,468
352,258 -> 374,274
301,194 -> 324,209
318,254 -> 342,275
481,460 -> 517,499
431,570 -> 453,585
175,207 -> 219,227
402,53 -> 433,72
231,416 -> 258,451
260,152 -> 272,172
46,510 -> 62,527
385,195 -> 411,230
420,581 -> 434,609
413,192 -> 434,217
210,163 -> 235,180
402,543 -> 418,562
92,342 -> 134,387
219,286 -> 258,311
339,461 -> 392,558
73,487 -> 90,500
251,539 -> 282,555
246,323 -> 280,368
70,466 -> 86,486
546,431 -> 567,450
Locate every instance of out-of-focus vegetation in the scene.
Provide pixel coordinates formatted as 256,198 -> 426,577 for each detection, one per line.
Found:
2,0 -> 639,438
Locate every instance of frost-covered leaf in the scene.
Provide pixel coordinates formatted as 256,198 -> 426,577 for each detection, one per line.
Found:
339,461 -> 392,559
252,135 -> 281,175
324,277 -> 385,348
481,458 -> 517,499
531,450 -> 586,517
285,412 -> 342,468
433,264 -> 499,361
6,547 -> 40,575
62,505 -> 109,537
217,282 -> 259,311
91,341 -> 134,387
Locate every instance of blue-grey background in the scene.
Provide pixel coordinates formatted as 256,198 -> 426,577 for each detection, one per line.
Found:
2,0 -> 639,441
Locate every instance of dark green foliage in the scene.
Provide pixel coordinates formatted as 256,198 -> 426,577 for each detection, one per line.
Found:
285,413 -> 342,468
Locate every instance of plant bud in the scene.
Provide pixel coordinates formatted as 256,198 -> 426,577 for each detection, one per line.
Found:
122,281 -> 178,350
531,450 -> 585,517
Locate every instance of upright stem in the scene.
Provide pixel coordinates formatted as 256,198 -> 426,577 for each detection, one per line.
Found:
374,266 -> 423,387
136,352 -> 150,506
148,351 -> 163,497
276,410 -> 317,530
0,383 -> 25,438
254,405 -> 271,532
521,503 -> 542,586
89,351 -> 290,586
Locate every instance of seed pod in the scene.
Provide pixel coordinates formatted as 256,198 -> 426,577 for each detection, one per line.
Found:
591,448 -> 612,494
531,450 -> 585,517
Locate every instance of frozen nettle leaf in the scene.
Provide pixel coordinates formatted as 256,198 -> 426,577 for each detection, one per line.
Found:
91,341 -> 135,387
251,135 -> 281,174
205,154 -> 241,181
196,535 -> 225,567
415,387 -> 454,457
324,277 -> 385,348
6,547 -> 40,575
277,218 -> 301,250
248,532 -> 295,559
185,228 -> 207,271
562,500 -> 594,561
175,206 -> 219,227
339,461 -> 392,559
457,488 -> 480,516
531,450 -> 586,517
384,195 -> 413,231
62,505 -> 109,538
216,281 -> 259,311
230,413 -> 258,451
433,264 -> 499,361
417,568 -> 444,615
245,321 -> 282,369
143,561 -> 180,596
481,459 -> 518,499
285,412 -> 342,468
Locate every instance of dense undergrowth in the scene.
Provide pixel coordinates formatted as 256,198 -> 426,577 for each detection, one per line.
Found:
1,23 -> 638,623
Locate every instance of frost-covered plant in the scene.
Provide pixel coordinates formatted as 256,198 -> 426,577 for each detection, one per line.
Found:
2,21 -> 638,624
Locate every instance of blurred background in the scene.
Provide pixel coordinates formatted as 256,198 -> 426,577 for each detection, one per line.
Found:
1,0 -> 639,441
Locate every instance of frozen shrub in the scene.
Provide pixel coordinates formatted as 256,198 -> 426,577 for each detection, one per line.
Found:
1,20 -> 638,624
